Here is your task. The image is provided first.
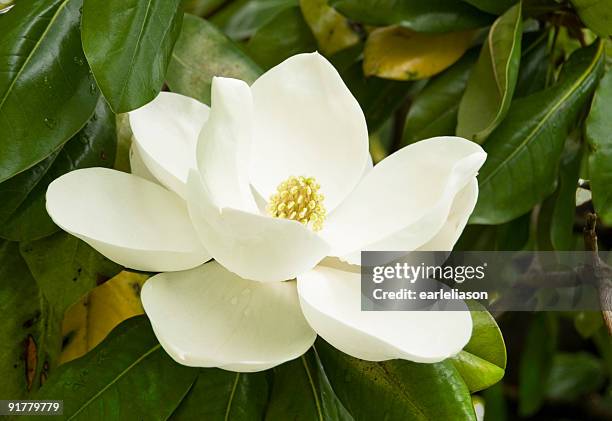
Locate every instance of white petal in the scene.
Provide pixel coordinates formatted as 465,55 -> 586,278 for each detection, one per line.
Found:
129,92 -> 209,198
187,170 -> 330,282
129,144 -> 159,184
197,77 -> 257,213
298,265 -> 472,362
323,136 -> 486,259
417,179 -> 478,251
249,52 -> 369,211
46,168 -> 210,272
141,261 -> 316,372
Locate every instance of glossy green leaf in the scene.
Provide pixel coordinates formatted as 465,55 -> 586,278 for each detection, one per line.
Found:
482,383 -> 508,421
545,352 -> 605,400
30,316 -> 197,420
451,305 -> 506,393
462,0 -> 518,14
247,6 -> 317,70
515,32 -> 549,97
536,137 -> 582,251
0,241 -> 61,398
265,350 -> 352,420
586,69 -> 612,225
329,0 -> 494,32
300,0 -> 359,55
0,98 -> 116,241
471,40 -> 604,225
170,369 -> 269,420
210,0 -> 297,40
573,311 -> 603,338
166,14 -> 262,105
81,0 -> 183,113
519,314 -> 557,416
456,213 -> 531,251
316,339 -> 476,420
20,232 -> 122,315
402,49 -> 478,146
571,0 -> 612,36
457,3 -> 522,143
0,0 -> 99,183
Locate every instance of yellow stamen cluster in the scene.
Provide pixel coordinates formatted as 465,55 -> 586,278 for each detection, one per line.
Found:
267,176 -> 326,231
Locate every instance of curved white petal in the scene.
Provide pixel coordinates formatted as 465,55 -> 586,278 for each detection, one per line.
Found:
323,137 -> 486,259
298,265 -> 472,362
129,91 -> 209,198
197,77 -> 257,213
417,179 -> 478,251
249,52 -> 369,211
46,168 -> 210,272
141,261 -> 316,372
129,144 -> 159,184
187,170 -> 330,282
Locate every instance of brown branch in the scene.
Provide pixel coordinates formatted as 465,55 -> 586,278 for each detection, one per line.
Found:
584,213 -> 612,335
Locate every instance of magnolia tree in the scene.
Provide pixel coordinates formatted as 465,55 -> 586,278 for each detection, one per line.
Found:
0,0 -> 611,420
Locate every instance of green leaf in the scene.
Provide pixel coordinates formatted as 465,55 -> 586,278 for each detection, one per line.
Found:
166,14 -> 262,105
20,232 -> 122,315
265,350 -> 352,420
482,382 -> 507,421
519,314 -> 557,416
451,305 -> 506,393
81,0 -> 183,113
471,40 -> 604,225
210,0 -> 297,40
0,98 -> 116,241
0,241 -> 61,398
456,213 -> 531,251
536,137 -> 582,251
247,6 -> 317,70
571,0 -> 612,36
573,311 -> 603,338
341,61 -> 414,134
181,0 -> 227,16
316,339 -> 476,420
457,2 -> 522,143
586,69 -> 612,225
300,0 -> 359,55
329,0 -> 494,32
402,49 -> 478,146
515,32 -> 549,98
545,352 -> 605,400
170,369 -> 269,420
30,316 -> 197,420
0,0 -> 100,183
462,0 -> 518,14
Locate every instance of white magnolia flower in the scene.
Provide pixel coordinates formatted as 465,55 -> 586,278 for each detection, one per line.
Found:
46,53 -> 486,372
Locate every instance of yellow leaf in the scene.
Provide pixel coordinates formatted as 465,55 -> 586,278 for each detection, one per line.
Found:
59,271 -> 149,364
364,26 -> 475,81
300,0 -> 360,55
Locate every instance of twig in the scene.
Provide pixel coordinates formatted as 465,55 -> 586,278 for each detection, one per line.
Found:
584,213 -> 612,335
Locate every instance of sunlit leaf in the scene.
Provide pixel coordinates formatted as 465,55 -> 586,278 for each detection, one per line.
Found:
363,26 -> 475,81
59,271 -> 149,364
300,0 -> 359,55
571,0 -> 612,36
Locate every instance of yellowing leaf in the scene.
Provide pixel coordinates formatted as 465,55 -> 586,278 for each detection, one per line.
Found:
59,271 -> 149,364
363,26 -> 475,81
300,0 -> 359,55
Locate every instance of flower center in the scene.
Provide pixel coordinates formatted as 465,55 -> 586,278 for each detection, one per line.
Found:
267,176 -> 326,231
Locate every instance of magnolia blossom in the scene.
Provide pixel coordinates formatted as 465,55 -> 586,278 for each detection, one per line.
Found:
46,53 -> 486,372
